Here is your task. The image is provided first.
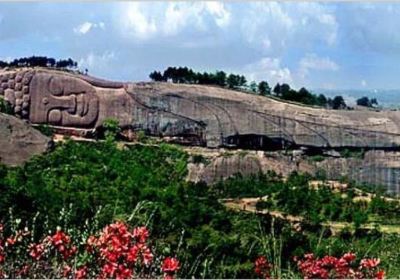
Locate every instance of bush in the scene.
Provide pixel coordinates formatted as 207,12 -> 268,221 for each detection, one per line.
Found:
34,124 -> 54,137
0,99 -> 13,115
0,221 -> 179,279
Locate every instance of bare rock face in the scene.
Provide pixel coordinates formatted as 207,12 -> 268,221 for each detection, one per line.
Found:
2,68 -> 400,192
1,68 -> 400,149
315,150 -> 400,194
186,149 -> 315,185
0,113 -> 51,166
186,148 -> 400,195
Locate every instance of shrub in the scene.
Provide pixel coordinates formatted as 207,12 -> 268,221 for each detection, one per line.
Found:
0,221 -> 179,279
0,99 -> 13,115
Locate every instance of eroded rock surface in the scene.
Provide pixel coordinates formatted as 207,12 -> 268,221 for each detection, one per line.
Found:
2,68 -> 400,192
2,68 -> 400,149
0,113 -> 51,165
186,148 -> 400,194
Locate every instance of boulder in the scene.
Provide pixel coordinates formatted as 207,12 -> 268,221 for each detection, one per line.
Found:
0,113 -> 51,166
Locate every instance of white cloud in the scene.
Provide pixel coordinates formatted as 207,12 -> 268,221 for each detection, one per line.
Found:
163,3 -> 203,35
298,53 -> 339,80
78,51 -> 116,72
204,2 -> 231,28
243,57 -> 293,86
3,2 -> 400,90
118,2 -> 230,40
299,53 -> 339,71
73,21 -> 105,35
122,3 -> 158,40
241,2 -> 338,54
342,3 -> 400,53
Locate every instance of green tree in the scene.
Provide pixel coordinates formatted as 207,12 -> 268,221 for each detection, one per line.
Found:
149,71 -> 164,82
239,75 -> 247,87
273,83 -> 290,97
258,81 -> 271,96
227,74 -> 240,89
215,71 -> 227,87
249,81 -> 258,93
357,96 -> 378,108
331,95 -> 347,110
316,94 -> 328,107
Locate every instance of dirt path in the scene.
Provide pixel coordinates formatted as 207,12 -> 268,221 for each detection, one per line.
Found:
221,197 -> 400,234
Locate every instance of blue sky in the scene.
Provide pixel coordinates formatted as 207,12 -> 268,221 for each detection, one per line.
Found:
1,2 -> 400,91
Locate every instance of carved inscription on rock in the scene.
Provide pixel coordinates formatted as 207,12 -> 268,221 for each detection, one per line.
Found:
29,72 -> 99,127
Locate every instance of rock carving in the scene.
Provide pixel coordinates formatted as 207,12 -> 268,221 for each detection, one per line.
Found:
2,68 -> 400,192
2,68 -> 400,150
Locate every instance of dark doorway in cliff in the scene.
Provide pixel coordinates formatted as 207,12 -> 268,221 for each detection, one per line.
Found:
224,134 -> 294,150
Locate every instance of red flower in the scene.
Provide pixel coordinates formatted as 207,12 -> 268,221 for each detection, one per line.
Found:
86,235 -> 98,253
375,270 -> 385,279
28,243 -> 45,261
102,262 -> 120,278
6,237 -> 16,246
63,265 -> 72,278
75,266 -> 87,279
254,256 -> 272,278
127,245 -> 139,263
52,230 -> 70,246
133,226 -> 149,243
142,245 -> 153,266
320,255 -> 338,268
342,252 -> 356,263
162,257 -> 180,273
116,264 -> 132,279
360,258 -> 381,269
87,235 -> 97,246
297,253 -> 384,279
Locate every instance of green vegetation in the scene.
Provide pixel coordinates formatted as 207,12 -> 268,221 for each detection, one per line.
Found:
0,98 -> 13,114
191,154 -> 208,164
216,172 -> 400,226
340,148 -> 365,159
34,124 -> 55,137
149,66 -> 349,109
0,56 -> 78,69
357,96 -> 378,108
273,84 -> 347,109
1,141 -> 400,277
309,155 -> 325,162
102,118 -> 121,141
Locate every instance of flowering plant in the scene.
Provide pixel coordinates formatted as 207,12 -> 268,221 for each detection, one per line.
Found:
0,222 -> 179,279
295,252 -> 384,279
254,252 -> 384,279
